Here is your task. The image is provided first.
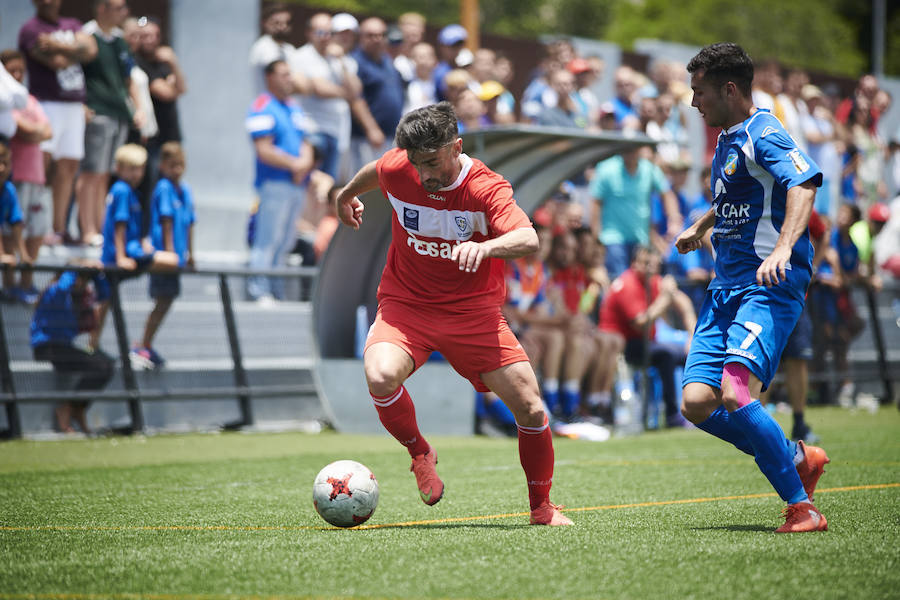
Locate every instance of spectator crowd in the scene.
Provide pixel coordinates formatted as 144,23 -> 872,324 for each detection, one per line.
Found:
0,0 -> 898,434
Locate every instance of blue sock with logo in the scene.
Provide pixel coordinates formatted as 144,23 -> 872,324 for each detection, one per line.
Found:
730,400 -> 808,504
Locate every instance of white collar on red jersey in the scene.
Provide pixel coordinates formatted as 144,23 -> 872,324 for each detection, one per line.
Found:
437,153 -> 473,192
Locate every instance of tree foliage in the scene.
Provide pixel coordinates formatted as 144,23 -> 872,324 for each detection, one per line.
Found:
602,0 -> 866,76
288,0 -> 884,76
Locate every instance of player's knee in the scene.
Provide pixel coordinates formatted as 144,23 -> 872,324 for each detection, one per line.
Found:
511,396 -> 546,428
681,384 -> 716,423
364,360 -> 406,398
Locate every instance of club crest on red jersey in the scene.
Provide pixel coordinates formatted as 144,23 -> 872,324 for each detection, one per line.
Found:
455,215 -> 472,238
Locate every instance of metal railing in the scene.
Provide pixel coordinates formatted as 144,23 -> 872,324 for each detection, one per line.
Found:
0,263 -> 320,439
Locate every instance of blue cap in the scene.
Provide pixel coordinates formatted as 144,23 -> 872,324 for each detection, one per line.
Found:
438,24 -> 468,46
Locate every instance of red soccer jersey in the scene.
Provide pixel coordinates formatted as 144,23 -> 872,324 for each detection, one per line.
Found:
375,147 -> 532,309
599,268 -> 660,340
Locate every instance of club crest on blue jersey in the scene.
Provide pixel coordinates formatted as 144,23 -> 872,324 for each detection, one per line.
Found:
455,215 -> 472,238
724,151 -> 739,176
403,207 -> 419,230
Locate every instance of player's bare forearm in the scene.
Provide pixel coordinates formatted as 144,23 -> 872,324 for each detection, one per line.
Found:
483,227 -> 539,260
451,227 -> 538,274
335,161 -> 377,230
774,181 -> 816,252
757,180 -> 816,286
340,160 -> 379,199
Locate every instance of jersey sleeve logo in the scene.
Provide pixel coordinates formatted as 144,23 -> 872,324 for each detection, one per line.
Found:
403,207 -> 419,231
724,151 -> 739,176
760,125 -> 779,138
787,149 -> 810,174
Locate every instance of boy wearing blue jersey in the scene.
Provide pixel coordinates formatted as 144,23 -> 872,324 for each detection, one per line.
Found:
131,142 -> 194,369
100,144 -> 178,276
676,43 -> 830,533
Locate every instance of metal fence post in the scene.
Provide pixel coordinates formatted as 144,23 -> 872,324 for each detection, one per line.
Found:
864,286 -> 895,404
0,303 -> 21,439
219,273 -> 253,428
108,276 -> 144,433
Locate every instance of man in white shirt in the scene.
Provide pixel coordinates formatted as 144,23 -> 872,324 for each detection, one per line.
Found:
249,4 -> 296,94
291,12 -> 380,182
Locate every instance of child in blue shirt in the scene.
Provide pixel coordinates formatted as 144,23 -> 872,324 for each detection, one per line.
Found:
0,137 -> 32,303
31,261 -> 114,434
100,144 -> 179,275
131,142 -> 195,368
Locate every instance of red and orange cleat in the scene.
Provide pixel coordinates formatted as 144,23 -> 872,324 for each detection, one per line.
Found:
775,501 -> 827,533
796,440 -> 830,502
530,501 -> 574,526
410,445 -> 444,506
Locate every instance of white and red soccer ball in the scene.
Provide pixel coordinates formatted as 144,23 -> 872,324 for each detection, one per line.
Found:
312,460 -> 379,527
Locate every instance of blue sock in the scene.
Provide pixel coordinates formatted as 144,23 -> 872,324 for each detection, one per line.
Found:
475,392 -> 489,418
696,405 -> 755,455
485,396 -> 517,426
542,380 -> 560,415
730,401 -> 809,504
697,405 -> 801,462
561,382 -> 581,418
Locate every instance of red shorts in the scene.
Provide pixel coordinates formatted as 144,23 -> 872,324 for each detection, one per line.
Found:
364,298 -> 530,392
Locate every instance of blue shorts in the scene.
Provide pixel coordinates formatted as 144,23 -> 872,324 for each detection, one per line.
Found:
149,273 -> 181,299
782,306 -> 813,360
683,284 -> 805,391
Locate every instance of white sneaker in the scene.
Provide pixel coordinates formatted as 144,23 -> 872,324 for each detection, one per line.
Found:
837,383 -> 855,408
255,295 -> 277,308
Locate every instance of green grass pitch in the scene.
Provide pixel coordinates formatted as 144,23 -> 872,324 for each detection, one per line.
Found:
1,406 -> 898,600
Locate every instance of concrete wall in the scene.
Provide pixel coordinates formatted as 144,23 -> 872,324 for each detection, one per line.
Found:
169,0 -> 258,253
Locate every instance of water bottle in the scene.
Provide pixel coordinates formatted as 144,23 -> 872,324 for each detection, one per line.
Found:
613,356 -> 645,433
354,305 -> 369,359
613,356 -> 636,427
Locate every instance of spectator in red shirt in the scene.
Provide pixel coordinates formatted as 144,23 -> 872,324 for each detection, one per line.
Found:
599,245 -> 696,427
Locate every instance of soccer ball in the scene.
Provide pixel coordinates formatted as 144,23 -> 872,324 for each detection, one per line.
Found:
312,460 -> 379,527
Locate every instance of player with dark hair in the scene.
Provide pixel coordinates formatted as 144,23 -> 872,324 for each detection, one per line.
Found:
676,43 -> 830,533
335,101 -> 572,526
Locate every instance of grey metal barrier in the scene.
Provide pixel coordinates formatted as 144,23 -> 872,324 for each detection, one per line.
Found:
0,263 -> 327,439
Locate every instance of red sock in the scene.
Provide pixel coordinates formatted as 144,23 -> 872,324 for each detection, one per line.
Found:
371,386 -> 429,457
517,416 -> 554,510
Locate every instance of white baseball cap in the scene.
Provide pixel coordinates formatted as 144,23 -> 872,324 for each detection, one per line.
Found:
332,13 -> 359,33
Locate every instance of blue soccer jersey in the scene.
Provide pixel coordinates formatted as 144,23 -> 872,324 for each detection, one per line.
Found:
101,180 -> 145,265
708,109 -> 822,298
245,92 -> 307,189
150,177 -> 195,266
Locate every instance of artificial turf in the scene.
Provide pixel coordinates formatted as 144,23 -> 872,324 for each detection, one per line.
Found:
0,406 -> 897,600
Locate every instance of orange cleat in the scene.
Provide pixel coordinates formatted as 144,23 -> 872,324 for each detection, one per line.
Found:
796,440 -> 830,502
775,502 -> 827,533
530,501 -> 574,526
410,445 -> 444,506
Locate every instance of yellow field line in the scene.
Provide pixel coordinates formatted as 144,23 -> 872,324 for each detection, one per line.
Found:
0,483 -> 896,533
